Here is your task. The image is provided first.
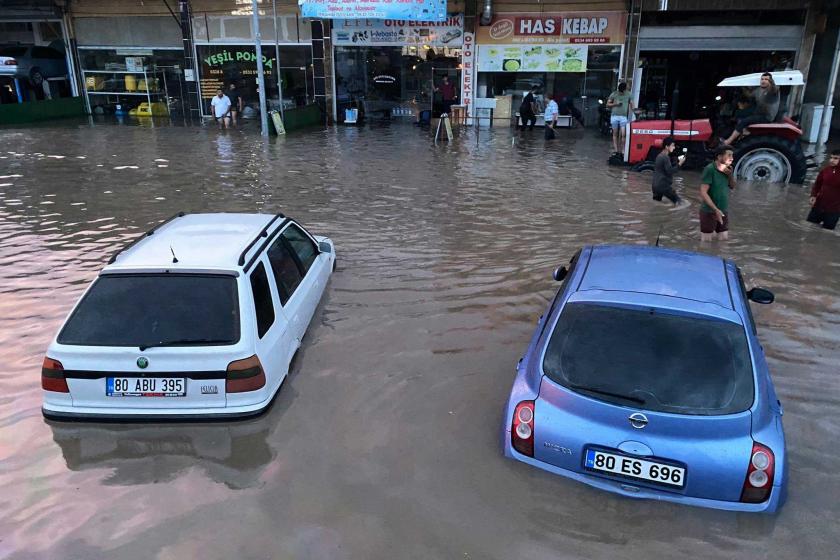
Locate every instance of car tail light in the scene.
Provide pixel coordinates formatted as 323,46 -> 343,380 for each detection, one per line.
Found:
41,357 -> 69,393
511,400 -> 535,457
4,59 -> 17,65
740,442 -> 775,503
226,355 -> 266,393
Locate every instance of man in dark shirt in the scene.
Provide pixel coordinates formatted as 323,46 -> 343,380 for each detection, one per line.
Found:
652,136 -> 685,205
519,86 -> 537,131
435,75 -> 456,115
227,83 -> 243,126
807,149 -> 840,230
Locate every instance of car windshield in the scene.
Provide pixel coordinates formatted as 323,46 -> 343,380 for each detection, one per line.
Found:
0,47 -> 27,57
542,303 -> 754,415
58,274 -> 240,347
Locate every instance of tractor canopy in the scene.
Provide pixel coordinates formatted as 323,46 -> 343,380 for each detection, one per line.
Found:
717,70 -> 804,87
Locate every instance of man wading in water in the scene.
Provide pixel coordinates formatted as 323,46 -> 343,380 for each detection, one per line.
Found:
652,136 -> 685,206
807,149 -> 840,230
699,145 -> 736,241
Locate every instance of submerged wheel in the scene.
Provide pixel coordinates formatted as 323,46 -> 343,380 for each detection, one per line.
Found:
733,136 -> 807,184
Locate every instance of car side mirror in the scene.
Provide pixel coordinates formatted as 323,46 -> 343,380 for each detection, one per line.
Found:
318,241 -> 332,254
747,287 -> 774,304
553,266 -> 568,282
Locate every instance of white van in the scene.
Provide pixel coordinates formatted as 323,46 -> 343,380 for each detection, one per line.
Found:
42,212 -> 335,420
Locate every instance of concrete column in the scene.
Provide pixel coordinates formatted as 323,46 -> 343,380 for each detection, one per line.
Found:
792,1 -> 824,118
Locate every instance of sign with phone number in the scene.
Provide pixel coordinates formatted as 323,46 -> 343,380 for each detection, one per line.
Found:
300,0 -> 448,22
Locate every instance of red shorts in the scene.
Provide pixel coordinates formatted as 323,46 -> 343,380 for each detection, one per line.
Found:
700,210 -> 729,234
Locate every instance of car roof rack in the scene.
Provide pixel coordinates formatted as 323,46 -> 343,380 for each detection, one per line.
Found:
238,213 -> 286,266
108,211 -> 186,264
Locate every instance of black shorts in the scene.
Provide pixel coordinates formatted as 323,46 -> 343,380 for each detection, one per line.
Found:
700,210 -> 729,234
807,207 -> 840,230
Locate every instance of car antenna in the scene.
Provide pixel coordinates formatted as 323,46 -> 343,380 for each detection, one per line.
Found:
655,226 -> 663,247
170,246 -> 179,263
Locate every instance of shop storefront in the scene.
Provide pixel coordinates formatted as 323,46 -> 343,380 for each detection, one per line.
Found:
636,10 -> 807,120
332,14 -> 465,122
74,15 -> 187,117
474,12 -> 626,127
191,12 -> 314,118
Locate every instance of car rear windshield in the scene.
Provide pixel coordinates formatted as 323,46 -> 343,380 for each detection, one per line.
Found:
58,274 -> 240,347
0,47 -> 27,57
542,303 -> 754,415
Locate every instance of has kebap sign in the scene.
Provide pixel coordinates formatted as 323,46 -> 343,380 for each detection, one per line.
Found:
476,11 -> 626,45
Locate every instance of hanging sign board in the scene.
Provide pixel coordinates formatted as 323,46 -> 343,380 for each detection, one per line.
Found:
300,0 -> 448,22
332,15 -> 464,47
476,12 -> 626,45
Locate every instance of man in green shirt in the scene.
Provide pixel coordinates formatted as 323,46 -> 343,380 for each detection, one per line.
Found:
699,145 -> 736,241
607,82 -> 634,155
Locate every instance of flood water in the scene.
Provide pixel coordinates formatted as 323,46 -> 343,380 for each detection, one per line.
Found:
0,120 -> 837,559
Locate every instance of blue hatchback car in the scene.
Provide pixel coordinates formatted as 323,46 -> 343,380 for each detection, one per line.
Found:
502,245 -> 787,513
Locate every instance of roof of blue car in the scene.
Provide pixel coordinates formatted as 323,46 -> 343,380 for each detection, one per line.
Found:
578,245 -> 732,309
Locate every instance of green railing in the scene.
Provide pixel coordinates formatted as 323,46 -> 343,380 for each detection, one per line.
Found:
0,97 -> 85,125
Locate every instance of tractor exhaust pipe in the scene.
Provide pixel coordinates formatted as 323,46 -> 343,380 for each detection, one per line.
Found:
670,81 -> 679,137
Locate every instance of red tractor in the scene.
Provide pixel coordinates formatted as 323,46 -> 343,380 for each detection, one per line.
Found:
621,71 -> 811,184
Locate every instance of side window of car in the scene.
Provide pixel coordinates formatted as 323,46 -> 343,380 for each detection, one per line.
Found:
282,224 -> 318,274
736,268 -> 758,335
267,235 -> 303,305
32,47 -> 59,59
249,262 -> 275,338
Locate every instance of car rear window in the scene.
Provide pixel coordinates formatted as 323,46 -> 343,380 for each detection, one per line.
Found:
58,274 -> 240,347
0,47 -> 27,57
542,303 -> 754,415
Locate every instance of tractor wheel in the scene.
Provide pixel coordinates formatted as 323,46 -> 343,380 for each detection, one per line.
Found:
733,136 -> 807,184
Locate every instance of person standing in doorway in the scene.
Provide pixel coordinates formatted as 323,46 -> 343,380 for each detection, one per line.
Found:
211,89 -> 232,129
519,86 -> 538,131
227,83 -> 243,126
723,72 -> 779,146
807,149 -> 840,230
544,94 -> 559,140
652,136 -> 686,206
435,75 -> 456,115
607,82 -> 633,155
699,145 -> 736,241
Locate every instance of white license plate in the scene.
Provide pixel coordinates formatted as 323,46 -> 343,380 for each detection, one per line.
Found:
106,377 -> 186,397
585,449 -> 686,488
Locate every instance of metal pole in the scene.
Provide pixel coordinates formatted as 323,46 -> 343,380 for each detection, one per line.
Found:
818,27 -> 840,145
252,0 -> 269,136
272,0 -> 285,120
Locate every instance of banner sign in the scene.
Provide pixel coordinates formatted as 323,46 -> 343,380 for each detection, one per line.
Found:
300,0 -> 448,22
333,14 -> 464,47
477,44 -> 588,72
460,31 -> 475,118
476,12 -> 626,45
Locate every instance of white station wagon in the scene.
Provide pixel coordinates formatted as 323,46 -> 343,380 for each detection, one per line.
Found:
42,212 -> 335,420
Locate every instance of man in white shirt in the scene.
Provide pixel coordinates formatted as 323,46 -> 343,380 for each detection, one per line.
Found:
210,89 -> 232,129
544,94 -> 559,140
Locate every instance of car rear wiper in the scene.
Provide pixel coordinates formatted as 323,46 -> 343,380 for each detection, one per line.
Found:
138,339 -> 231,351
569,384 -> 646,405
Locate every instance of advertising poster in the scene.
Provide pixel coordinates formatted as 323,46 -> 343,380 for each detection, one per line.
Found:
301,0 -> 448,22
477,44 -> 588,72
333,14 -> 464,47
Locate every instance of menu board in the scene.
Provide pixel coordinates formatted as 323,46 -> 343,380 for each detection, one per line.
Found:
477,44 -> 588,73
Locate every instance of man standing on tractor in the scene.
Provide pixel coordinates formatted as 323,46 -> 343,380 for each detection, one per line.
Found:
722,72 -> 779,146
807,149 -> 840,230
607,82 -> 633,155
699,145 -> 736,242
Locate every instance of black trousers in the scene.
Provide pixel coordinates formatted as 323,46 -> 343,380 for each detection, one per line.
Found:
652,185 -> 680,204
520,113 -> 536,130
544,125 -> 556,140
807,207 -> 840,230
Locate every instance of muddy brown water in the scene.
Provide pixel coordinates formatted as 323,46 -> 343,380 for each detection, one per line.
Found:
0,121 -> 837,559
